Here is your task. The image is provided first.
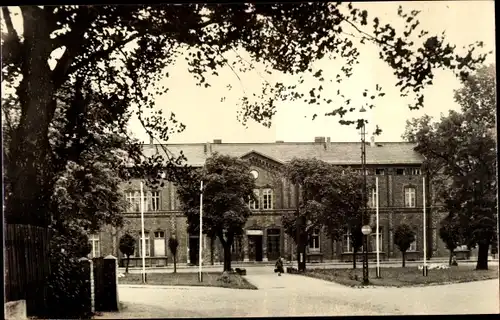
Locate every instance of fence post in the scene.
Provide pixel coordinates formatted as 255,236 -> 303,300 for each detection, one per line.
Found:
103,255 -> 119,312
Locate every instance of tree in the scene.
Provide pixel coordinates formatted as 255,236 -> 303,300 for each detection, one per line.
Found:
281,159 -> 365,271
76,234 -> 92,258
176,153 -> 256,272
439,215 -> 462,266
394,224 -> 416,267
168,237 -> 179,273
403,64 -> 497,270
119,234 -> 136,274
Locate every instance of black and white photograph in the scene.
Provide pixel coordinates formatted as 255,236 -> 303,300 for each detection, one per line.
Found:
2,1 -> 498,318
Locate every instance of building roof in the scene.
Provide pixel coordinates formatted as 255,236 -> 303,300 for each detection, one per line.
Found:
142,141 -> 424,166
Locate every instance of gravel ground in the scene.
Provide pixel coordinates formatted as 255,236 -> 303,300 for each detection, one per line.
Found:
96,268 -> 499,318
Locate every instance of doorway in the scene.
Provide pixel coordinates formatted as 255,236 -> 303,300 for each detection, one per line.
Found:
189,235 -> 199,265
267,229 -> 281,261
248,235 -> 263,262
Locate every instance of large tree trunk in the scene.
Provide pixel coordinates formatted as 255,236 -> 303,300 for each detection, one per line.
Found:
223,244 -> 232,272
125,255 -> 130,274
402,251 -> 406,267
5,7 -> 57,227
218,231 -> 234,272
476,242 -> 489,270
352,250 -> 357,269
448,249 -> 454,266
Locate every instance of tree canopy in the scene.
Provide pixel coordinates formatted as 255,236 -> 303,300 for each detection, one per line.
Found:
176,152 -> 256,271
281,158 -> 365,270
403,64 -> 497,270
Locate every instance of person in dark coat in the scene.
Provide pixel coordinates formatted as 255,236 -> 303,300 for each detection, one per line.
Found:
275,256 -> 284,276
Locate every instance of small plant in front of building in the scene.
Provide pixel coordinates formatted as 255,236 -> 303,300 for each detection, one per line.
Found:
119,233 -> 136,274
394,224 -> 416,267
439,214 -> 462,266
168,237 -> 179,273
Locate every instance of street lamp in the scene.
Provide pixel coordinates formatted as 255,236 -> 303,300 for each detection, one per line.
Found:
359,106 -> 370,285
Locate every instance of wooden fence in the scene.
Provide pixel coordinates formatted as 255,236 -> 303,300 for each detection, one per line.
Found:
4,224 -> 51,315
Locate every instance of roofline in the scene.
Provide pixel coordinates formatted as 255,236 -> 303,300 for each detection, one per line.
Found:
141,141 -> 417,146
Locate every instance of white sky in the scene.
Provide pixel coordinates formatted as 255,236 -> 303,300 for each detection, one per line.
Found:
128,0 -> 495,144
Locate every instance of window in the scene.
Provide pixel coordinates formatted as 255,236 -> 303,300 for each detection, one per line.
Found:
404,186 -> 416,207
405,168 -> 421,175
126,191 -> 141,212
154,231 -> 165,238
368,188 -> 377,208
375,168 -> 385,175
148,191 -> 160,211
396,168 -> 405,175
342,232 -> 352,252
409,234 -> 417,252
308,228 -> 320,251
262,188 -> 273,210
138,232 -> 151,257
127,190 -> 160,212
249,189 -> 260,210
89,234 -> 100,258
369,227 -> 383,252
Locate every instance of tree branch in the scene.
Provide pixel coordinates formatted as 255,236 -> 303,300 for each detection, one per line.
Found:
65,32 -> 141,79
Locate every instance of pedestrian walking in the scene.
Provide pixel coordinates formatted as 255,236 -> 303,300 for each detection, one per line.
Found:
275,256 -> 284,276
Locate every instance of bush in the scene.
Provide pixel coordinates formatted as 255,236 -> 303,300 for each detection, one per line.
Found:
43,235 -> 93,319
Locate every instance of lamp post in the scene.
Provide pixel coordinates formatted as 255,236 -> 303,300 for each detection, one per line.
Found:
360,107 -> 370,285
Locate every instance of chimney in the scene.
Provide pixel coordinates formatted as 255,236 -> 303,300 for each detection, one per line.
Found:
204,142 -> 212,155
314,136 -> 326,143
213,139 -> 222,144
324,137 -> 331,150
370,136 -> 375,147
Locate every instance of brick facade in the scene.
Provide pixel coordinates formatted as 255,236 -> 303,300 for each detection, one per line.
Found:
97,140 -> 460,265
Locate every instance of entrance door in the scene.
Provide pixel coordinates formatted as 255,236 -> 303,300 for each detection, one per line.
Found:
248,235 -> 263,262
189,236 -> 199,265
267,229 -> 281,261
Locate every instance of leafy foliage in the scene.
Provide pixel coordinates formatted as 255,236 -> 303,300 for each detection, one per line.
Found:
439,215 -> 462,252
403,64 -> 496,270
394,224 -> 416,252
119,233 -> 136,273
119,233 -> 137,257
176,153 -> 256,271
394,223 -> 416,267
281,158 -> 365,270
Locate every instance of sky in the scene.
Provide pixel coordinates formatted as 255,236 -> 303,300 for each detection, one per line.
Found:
126,0 -> 495,144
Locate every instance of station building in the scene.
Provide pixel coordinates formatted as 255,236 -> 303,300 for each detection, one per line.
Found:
95,137 -> 461,267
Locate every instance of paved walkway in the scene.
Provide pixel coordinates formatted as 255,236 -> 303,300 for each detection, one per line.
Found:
96,269 -> 499,318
